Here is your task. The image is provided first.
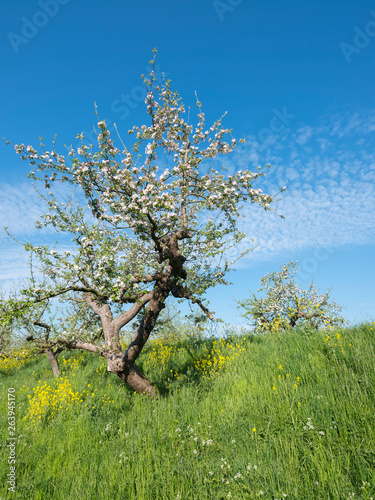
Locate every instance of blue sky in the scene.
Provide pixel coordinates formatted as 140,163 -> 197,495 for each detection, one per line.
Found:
0,0 -> 374,327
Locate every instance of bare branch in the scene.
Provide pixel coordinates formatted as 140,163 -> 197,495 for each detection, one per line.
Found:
171,285 -> 213,320
130,271 -> 164,284
84,293 -> 113,324
33,320 -> 52,342
114,291 -> 154,330
58,338 -> 109,358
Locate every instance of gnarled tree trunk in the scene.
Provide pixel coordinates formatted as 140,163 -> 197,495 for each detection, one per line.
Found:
107,357 -> 157,396
77,231 -> 212,397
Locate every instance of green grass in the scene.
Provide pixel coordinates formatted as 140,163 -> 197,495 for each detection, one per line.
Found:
1,323 -> 374,499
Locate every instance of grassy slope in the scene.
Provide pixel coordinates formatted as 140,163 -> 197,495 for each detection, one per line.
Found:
0,323 -> 374,500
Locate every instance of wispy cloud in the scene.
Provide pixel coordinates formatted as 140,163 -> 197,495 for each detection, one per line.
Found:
219,110 -> 375,265
0,182 -> 70,287
0,182 -> 44,235
0,183 -> 40,287
0,242 -> 31,285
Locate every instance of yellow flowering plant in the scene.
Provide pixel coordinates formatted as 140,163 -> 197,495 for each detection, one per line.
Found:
23,374 -> 113,425
0,347 -> 35,375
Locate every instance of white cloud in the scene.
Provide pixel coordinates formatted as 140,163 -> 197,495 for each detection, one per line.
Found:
216,110 -> 375,266
0,242 -> 31,283
0,182 -> 74,289
0,183 -> 44,235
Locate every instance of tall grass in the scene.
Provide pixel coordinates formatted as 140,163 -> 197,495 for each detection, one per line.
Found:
1,323 -> 374,499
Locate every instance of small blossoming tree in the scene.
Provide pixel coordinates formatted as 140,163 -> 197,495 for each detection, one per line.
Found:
0,288 -> 14,355
2,52 -> 282,395
0,281 -> 102,377
237,261 -> 345,333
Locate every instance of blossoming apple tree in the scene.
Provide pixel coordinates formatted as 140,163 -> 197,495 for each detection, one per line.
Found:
237,261 -> 345,333
3,53 -> 283,395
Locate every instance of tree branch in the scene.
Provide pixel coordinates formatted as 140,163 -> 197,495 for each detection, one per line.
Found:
171,284 -> 213,319
130,271 -> 163,284
114,291 -> 153,330
83,293 -> 114,324
58,338 -> 109,358
8,284 -> 108,318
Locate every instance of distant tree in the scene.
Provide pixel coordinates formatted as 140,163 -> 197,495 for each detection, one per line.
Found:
237,260 -> 345,334
0,282 -> 102,377
2,51 -> 283,396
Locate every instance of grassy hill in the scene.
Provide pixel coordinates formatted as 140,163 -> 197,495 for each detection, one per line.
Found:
1,322 -> 374,499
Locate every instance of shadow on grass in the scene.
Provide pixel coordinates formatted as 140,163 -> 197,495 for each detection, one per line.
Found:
140,332 -> 256,398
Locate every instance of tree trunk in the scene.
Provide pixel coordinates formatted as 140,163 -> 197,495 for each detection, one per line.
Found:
46,348 -> 60,377
119,364 -> 157,397
289,314 -> 298,329
107,354 -> 157,396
